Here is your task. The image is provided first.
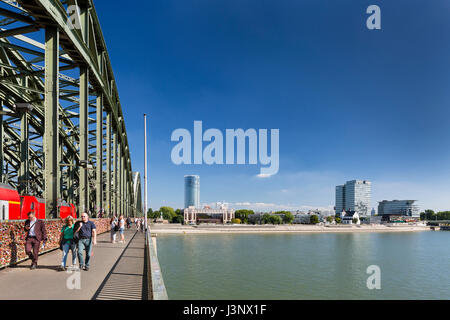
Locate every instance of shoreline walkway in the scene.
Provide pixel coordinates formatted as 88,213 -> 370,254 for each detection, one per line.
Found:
0,229 -> 147,300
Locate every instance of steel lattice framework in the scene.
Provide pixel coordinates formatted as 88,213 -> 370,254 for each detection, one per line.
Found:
0,0 -> 142,218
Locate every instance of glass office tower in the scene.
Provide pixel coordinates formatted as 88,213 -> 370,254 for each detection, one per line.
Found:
184,175 -> 200,208
335,185 -> 345,214
345,180 -> 371,217
335,180 -> 371,217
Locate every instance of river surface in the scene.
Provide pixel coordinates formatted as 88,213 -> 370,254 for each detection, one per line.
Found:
156,231 -> 450,299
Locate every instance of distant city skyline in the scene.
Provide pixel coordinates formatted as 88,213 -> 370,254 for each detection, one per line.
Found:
94,1 -> 450,212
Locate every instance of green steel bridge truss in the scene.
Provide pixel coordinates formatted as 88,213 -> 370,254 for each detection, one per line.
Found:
0,0 -> 142,218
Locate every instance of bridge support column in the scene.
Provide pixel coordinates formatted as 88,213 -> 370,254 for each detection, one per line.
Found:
44,26 -> 59,218
106,112 -> 111,217
119,146 -> 122,215
122,155 -> 125,216
58,134 -> 63,200
79,3 -> 90,214
125,171 -> 128,217
121,150 -> 125,216
19,111 -> 29,194
113,130 -> 117,216
96,94 -> 103,216
79,65 -> 89,214
126,175 -> 129,217
68,155 -> 74,204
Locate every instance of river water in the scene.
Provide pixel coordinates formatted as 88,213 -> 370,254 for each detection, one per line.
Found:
157,231 -> 449,299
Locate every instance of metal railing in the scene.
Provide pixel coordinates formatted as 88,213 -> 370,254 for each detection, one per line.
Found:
145,226 -> 168,300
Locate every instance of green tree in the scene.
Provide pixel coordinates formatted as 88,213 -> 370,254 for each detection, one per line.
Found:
152,210 -> 161,219
269,215 -> 282,225
310,215 -> 319,225
421,209 -> 435,221
175,209 -> 183,216
147,208 -> 160,219
172,215 -> 184,224
231,218 -> 241,224
274,211 -> 291,215
262,213 -> 271,224
437,211 -> 450,220
283,212 -> 294,224
352,218 -> 358,224
235,209 -> 254,224
326,216 -> 334,223
335,217 -> 342,224
160,206 -> 176,221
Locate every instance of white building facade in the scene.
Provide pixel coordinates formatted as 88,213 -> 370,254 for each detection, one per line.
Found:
184,206 -> 235,224
342,211 -> 360,225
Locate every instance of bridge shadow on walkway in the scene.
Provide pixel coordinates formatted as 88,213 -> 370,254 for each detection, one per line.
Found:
92,230 -> 148,300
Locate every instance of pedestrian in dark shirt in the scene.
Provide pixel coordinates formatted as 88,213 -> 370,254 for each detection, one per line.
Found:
75,212 -> 97,271
24,212 -> 47,270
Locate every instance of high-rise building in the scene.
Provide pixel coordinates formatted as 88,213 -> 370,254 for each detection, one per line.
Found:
335,180 -> 371,217
378,200 -> 420,217
335,185 -> 345,214
184,175 -> 200,208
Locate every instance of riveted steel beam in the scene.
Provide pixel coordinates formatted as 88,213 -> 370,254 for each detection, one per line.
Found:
44,26 -> 59,219
95,93 -> 103,215
105,110 -> 111,217
18,110 -> 29,194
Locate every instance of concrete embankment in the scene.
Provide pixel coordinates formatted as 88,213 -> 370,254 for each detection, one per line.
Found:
150,223 -> 430,235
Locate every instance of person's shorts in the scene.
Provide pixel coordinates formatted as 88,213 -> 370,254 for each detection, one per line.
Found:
119,228 -> 124,235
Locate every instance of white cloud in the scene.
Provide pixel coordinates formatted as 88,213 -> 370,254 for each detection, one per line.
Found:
255,173 -> 273,179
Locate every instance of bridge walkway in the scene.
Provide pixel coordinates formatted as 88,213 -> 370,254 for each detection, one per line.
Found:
0,229 -> 146,300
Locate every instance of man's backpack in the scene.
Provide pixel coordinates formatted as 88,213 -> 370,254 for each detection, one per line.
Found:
114,221 -> 120,232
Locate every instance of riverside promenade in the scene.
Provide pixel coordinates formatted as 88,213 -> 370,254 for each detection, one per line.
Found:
150,223 -> 431,234
0,229 -> 148,300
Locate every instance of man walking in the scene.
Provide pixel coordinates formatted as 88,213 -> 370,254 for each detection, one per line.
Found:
76,212 -> 97,271
24,212 -> 47,270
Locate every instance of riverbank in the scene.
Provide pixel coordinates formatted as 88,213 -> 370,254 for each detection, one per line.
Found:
150,223 -> 430,234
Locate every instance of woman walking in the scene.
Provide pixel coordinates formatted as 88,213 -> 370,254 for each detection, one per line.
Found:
119,215 -> 125,243
59,216 -> 77,271
110,216 -> 118,243
136,218 -> 141,231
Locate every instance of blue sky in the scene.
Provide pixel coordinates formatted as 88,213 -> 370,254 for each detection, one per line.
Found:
95,0 -> 450,212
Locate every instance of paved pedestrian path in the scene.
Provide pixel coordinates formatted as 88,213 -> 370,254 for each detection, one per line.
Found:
0,229 -> 146,300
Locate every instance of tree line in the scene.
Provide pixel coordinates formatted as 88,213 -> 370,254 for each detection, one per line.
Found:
146,208 -> 333,225
420,210 -> 450,221
147,207 -> 184,223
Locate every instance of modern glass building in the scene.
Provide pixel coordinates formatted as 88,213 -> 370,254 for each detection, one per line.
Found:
184,175 -> 200,208
335,185 -> 345,214
335,180 -> 371,217
378,200 -> 420,217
